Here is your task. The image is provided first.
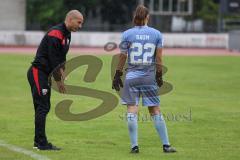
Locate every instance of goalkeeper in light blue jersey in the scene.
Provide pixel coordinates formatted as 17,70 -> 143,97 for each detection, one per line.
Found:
112,5 -> 176,153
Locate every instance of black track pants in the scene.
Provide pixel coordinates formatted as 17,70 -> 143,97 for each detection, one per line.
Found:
27,66 -> 51,145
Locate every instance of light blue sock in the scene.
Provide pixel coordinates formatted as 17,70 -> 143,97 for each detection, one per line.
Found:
152,114 -> 170,145
127,113 -> 138,148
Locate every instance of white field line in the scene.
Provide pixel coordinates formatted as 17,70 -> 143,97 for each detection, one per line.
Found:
0,140 -> 51,160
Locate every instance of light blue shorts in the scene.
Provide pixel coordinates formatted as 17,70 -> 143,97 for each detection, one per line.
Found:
121,76 -> 160,106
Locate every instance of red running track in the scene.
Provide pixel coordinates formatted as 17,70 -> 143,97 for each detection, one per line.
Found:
0,46 -> 239,56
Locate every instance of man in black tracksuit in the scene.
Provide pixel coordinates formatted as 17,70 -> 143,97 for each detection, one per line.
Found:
27,10 -> 84,150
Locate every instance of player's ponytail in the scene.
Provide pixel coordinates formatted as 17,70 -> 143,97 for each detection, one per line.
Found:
133,5 -> 149,26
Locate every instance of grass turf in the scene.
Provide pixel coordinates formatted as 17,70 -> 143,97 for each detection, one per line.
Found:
0,54 -> 240,160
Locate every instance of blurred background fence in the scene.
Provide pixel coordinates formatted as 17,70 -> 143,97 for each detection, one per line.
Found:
0,0 -> 239,49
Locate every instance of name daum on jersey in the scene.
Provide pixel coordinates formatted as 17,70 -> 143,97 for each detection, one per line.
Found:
130,62 -> 153,66
136,34 -> 150,40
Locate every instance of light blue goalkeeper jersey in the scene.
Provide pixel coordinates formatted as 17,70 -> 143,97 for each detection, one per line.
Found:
120,25 -> 163,79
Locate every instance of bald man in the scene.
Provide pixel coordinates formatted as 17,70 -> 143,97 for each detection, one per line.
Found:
27,10 -> 84,150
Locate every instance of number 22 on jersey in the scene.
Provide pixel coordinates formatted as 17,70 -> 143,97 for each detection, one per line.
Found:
129,42 -> 156,64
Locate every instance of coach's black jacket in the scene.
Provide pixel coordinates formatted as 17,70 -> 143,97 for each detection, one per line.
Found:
32,23 -> 71,81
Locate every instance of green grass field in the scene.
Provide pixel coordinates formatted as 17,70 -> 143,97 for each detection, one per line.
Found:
0,54 -> 240,160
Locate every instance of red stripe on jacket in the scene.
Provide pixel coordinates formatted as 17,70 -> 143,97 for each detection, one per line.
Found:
32,67 -> 41,96
48,30 -> 64,40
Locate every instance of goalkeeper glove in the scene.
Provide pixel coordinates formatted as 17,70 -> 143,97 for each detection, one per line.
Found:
156,71 -> 163,87
112,70 -> 123,91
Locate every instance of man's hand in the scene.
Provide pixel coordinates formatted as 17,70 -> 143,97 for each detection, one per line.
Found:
56,80 -> 66,94
112,70 -> 123,91
60,68 -> 67,81
156,71 -> 163,87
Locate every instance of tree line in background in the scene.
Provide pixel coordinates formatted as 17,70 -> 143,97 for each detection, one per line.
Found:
27,0 -> 222,32
27,0 -> 137,31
